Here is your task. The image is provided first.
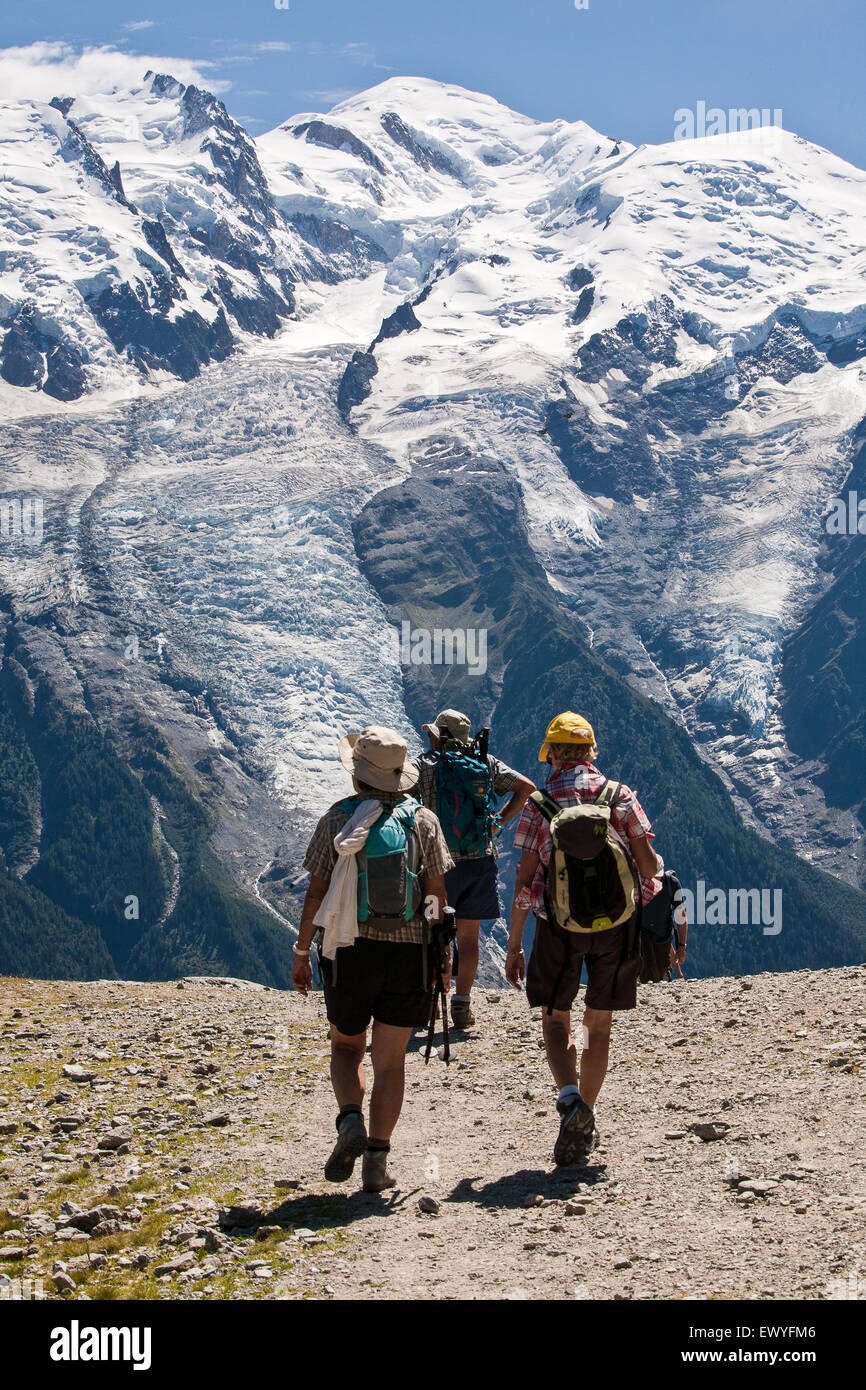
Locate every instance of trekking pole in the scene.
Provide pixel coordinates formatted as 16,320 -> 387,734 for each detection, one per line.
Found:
425,907 -> 456,1065
424,951 -> 444,1065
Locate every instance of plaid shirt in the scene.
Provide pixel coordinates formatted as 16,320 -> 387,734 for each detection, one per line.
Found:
303,792 -> 454,945
512,761 -> 655,918
414,750 -> 521,861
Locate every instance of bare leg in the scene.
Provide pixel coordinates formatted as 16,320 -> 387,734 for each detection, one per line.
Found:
368,1021 -> 413,1142
541,1008 -> 579,1089
455,918 -> 480,996
578,1007 -> 612,1108
329,1025 -> 367,1110
324,1026 -> 369,1184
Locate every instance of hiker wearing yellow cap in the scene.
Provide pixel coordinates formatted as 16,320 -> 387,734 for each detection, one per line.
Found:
292,725 -> 454,1192
415,709 -> 534,1031
506,712 -> 662,1165
536,712 -> 597,763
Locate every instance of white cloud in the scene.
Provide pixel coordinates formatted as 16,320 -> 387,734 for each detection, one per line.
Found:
0,42 -> 227,102
300,88 -> 364,108
340,43 -> 382,66
210,38 -> 391,70
302,41 -> 394,71
123,20 -> 156,31
208,55 -> 257,69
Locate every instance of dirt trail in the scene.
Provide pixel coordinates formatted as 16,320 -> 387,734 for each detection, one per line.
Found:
0,968 -> 864,1300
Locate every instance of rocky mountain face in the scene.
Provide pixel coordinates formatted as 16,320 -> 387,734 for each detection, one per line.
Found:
0,969 -> 864,1300
1,75 -> 865,983
781,425 -> 866,820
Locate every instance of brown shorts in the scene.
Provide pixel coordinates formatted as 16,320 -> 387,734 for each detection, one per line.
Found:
525,913 -> 640,1013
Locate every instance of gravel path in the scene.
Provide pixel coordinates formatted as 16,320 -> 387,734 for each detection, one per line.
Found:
0,967 -> 864,1300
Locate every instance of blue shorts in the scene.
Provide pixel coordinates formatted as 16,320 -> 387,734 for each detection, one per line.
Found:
445,855 -> 501,920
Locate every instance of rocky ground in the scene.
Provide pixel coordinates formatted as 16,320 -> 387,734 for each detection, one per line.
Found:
0,967 -> 864,1301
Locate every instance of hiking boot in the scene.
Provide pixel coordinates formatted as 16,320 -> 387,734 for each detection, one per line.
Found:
450,998 -> 475,1029
553,1094 -> 596,1167
324,1111 -> 367,1183
362,1147 -> 396,1193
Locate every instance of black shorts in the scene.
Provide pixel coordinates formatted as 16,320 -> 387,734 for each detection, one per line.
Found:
319,938 -> 432,1036
525,913 -> 640,1013
444,855 -> 501,920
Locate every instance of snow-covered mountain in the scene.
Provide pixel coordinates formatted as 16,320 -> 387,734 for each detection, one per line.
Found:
1,74 -> 865,982
264,78 -> 866,881
0,72 -> 386,406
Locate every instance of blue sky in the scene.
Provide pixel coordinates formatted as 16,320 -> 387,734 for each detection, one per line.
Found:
2,0 -> 864,166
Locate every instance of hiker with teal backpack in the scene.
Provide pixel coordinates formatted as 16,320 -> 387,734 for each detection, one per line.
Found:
505,713 -> 662,1165
415,709 -> 535,1031
292,726 -> 454,1193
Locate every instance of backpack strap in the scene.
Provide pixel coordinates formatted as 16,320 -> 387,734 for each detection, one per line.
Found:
594,779 -> 621,808
529,788 -> 563,823
534,782 -> 620,817
340,795 -> 417,826
532,788 -> 562,1015
391,796 -> 420,826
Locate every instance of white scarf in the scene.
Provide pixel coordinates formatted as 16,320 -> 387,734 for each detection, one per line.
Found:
315,799 -> 384,959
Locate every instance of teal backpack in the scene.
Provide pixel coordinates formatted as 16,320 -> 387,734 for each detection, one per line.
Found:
435,733 -> 496,858
338,795 -> 424,931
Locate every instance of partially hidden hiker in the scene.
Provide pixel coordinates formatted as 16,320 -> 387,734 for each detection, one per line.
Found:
640,867 -> 688,982
415,708 -> 535,1031
505,712 -> 662,1165
291,725 -> 454,1192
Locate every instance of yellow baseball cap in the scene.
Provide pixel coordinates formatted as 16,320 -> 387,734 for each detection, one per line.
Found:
538,711 -> 596,762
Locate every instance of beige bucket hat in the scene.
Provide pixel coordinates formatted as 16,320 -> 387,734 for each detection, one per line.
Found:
338,725 -> 418,792
422,708 -> 472,743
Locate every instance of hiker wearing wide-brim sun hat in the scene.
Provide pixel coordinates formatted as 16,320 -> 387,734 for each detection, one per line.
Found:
338,725 -> 419,793
292,722 -> 454,1196
506,710 -> 664,1171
